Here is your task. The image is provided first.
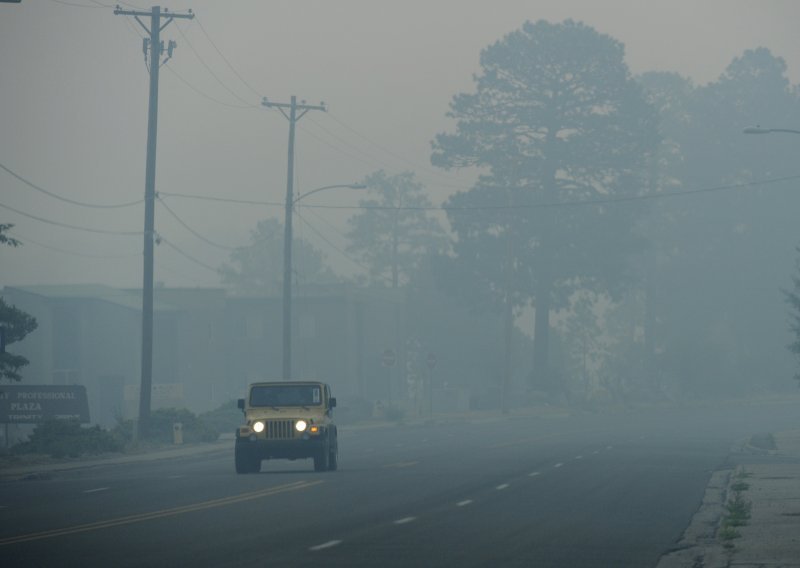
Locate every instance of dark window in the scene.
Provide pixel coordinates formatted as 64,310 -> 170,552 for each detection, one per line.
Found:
250,385 -> 322,407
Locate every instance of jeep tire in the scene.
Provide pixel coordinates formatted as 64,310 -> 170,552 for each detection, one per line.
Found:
235,444 -> 260,474
313,440 -> 330,472
328,444 -> 338,471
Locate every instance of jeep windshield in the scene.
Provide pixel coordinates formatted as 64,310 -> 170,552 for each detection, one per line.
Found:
249,385 -> 322,407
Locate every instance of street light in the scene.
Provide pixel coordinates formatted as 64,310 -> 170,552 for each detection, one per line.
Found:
282,183 -> 367,379
743,126 -> 800,135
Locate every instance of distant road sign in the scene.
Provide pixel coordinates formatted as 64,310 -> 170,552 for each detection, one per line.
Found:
426,353 -> 437,369
382,349 -> 396,367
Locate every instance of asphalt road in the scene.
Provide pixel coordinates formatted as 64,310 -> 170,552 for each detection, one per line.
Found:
1,399 -> 797,567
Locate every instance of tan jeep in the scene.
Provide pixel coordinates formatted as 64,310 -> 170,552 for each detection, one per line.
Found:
235,381 -> 338,473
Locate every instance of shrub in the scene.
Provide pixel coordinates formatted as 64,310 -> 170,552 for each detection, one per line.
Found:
146,408 -> 217,444
14,419 -> 123,458
724,492 -> 752,526
113,407 -> 218,445
385,404 -> 405,422
198,400 -> 242,437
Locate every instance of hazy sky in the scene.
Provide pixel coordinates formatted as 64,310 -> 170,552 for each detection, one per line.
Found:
2,0 -> 799,290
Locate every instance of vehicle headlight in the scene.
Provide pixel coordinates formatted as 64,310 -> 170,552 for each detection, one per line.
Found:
295,420 -> 307,432
252,421 -> 265,433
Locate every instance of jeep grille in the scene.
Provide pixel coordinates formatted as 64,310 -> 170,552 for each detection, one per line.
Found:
265,419 -> 295,439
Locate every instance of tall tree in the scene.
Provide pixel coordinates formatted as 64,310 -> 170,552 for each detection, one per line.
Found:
432,20 -> 658,390
0,224 -> 38,381
645,49 -> 800,395
219,218 -> 339,293
345,170 -> 447,288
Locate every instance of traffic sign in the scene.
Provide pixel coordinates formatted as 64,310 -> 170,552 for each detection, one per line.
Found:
426,352 -> 437,369
382,349 -> 396,367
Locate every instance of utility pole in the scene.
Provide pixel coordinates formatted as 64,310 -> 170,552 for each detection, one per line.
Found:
261,96 -> 326,380
114,5 -> 194,438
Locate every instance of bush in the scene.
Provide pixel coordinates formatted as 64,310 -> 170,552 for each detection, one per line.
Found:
385,404 -> 405,422
113,407 -> 218,445
198,400 -> 242,437
14,419 -> 123,458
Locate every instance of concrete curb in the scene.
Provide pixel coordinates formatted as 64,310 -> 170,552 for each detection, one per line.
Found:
0,439 -> 232,481
657,430 -> 800,568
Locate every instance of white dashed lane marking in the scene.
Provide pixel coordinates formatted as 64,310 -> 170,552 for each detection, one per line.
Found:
456,500 -> 473,507
394,517 -> 416,525
554,463 -> 564,468
529,471 -> 541,477
496,483 -> 509,490
83,487 -> 109,494
575,455 -> 583,460
309,540 -> 342,551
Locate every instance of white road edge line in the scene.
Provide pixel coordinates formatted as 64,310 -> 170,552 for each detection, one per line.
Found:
554,463 -> 564,468
83,487 -> 109,494
456,500 -> 473,507
309,540 -> 342,551
394,516 -> 416,525
496,483 -> 509,490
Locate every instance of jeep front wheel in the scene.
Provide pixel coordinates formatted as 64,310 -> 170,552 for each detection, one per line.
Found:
313,442 -> 330,472
235,444 -> 260,474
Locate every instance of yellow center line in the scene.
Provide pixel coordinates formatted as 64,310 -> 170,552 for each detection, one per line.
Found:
0,480 -> 323,547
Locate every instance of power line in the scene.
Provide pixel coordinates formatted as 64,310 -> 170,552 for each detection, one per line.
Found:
0,162 -> 143,209
174,21 -> 258,108
326,111 -> 473,184
297,117 -> 472,192
193,15 -> 263,99
157,173 -> 800,211
297,121 -> 392,173
296,173 -> 800,212
295,209 -> 375,277
154,259 -> 202,285
162,64 -> 254,109
0,200 -> 142,236
302,204 -> 351,241
159,191 -> 283,207
8,231 -> 140,259
156,196 -> 236,250
157,235 -> 220,273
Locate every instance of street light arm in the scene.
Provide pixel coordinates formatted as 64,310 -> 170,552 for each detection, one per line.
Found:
293,183 -> 366,205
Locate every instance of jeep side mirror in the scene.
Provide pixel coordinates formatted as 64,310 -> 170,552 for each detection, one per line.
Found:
237,398 -> 245,410
329,397 -> 337,408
